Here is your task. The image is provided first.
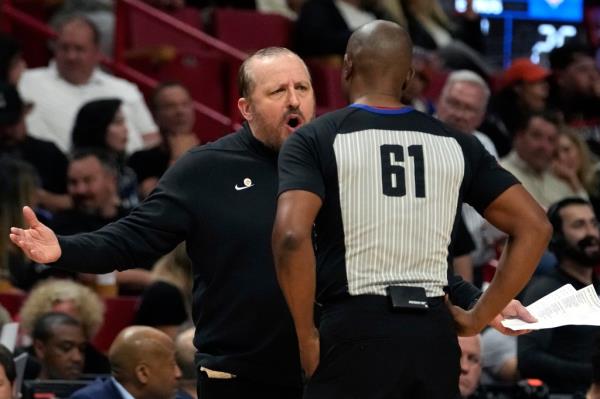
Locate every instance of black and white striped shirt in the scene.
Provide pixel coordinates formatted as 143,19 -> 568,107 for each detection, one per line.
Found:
278,105 -> 518,302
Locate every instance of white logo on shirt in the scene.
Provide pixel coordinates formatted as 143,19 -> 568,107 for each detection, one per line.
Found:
235,178 -> 255,191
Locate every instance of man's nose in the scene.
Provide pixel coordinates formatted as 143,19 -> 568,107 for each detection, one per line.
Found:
287,87 -> 300,108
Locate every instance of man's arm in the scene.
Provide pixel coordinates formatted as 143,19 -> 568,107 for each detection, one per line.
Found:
450,184 -> 552,335
272,189 -> 322,378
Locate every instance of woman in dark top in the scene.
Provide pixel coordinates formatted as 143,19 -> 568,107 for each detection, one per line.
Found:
71,99 -> 139,209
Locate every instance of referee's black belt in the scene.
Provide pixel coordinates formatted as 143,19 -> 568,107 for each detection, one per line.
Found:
322,294 -> 445,308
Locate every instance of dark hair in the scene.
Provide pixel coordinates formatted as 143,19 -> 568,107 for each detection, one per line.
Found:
150,81 -> 190,112
514,110 -> 561,135
547,197 -> 591,254
71,98 -> 122,152
56,15 -> 101,46
32,312 -> 81,343
0,344 -> 15,384
238,47 -> 303,98
549,40 -> 594,71
0,34 -> 22,83
70,148 -> 118,176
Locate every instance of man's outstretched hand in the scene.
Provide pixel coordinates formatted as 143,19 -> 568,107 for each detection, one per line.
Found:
9,206 -> 61,264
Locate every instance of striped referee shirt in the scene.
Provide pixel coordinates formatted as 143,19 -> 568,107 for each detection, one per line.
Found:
278,104 -> 518,301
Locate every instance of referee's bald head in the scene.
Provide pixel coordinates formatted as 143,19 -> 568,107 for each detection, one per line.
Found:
342,20 -> 414,101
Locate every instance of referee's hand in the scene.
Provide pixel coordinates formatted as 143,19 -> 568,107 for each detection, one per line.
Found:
298,327 -> 320,380
446,296 -> 486,336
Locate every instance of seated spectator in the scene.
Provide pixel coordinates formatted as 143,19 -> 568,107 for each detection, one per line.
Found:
71,98 -> 139,209
547,40 -> 600,157
399,0 -> 490,77
0,84 -> 70,213
553,127 -> 600,216
518,198 -> 600,394
481,328 -> 518,385
30,312 -> 87,380
69,326 -> 181,399
174,327 -> 197,399
294,0 -> 389,59
500,112 -> 588,209
481,58 -> 551,157
0,344 -> 16,399
18,16 -> 159,154
18,279 -> 109,377
458,335 -> 483,398
0,34 -> 26,85
134,244 -> 192,339
52,149 -> 128,235
128,82 -> 199,199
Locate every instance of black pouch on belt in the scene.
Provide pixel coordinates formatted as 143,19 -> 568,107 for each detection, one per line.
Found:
386,286 -> 429,312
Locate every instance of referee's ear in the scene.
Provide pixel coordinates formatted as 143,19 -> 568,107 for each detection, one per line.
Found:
238,97 -> 253,122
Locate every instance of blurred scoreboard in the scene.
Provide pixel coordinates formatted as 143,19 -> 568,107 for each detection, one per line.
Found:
452,0 -> 584,67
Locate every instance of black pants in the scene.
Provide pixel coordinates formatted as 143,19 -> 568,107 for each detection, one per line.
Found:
198,372 -> 303,399
304,295 -> 461,399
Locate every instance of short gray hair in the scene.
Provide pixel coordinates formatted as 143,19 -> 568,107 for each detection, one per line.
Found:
441,70 -> 490,105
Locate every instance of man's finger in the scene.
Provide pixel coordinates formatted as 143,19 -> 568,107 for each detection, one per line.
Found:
23,206 -> 41,228
515,303 -> 537,323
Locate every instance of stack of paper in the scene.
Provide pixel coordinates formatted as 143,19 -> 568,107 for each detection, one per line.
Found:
501,284 -> 600,331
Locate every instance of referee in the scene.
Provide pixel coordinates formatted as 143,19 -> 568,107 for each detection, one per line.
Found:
272,21 -> 551,398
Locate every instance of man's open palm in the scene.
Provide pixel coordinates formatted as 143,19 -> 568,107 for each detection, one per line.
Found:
9,206 -> 61,264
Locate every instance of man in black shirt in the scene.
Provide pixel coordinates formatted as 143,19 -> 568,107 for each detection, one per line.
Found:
518,197 -> 600,394
10,47 -> 315,399
273,21 -> 551,398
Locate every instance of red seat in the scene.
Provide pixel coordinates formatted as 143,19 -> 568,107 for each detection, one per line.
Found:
0,293 -> 26,319
306,61 -> 346,114
127,6 -> 206,53
212,8 -> 293,52
92,296 -> 139,353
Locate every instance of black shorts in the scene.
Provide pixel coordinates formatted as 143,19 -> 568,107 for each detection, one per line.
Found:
305,295 -> 461,399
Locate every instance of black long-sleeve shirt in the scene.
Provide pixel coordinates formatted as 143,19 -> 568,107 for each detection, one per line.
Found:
53,125 -> 302,387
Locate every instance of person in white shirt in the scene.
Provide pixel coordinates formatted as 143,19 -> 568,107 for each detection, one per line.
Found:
436,70 -> 502,282
18,15 -> 159,154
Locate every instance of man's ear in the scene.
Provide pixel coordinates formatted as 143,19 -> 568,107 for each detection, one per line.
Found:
342,54 -> 353,83
237,97 -> 253,121
402,67 -> 415,91
33,339 -> 45,360
135,364 -> 150,385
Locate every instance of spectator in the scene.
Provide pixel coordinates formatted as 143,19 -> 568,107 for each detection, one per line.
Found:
518,198 -> 600,394
128,82 -> 199,199
548,41 -> 600,157
399,0 -> 490,76
481,58 -> 551,157
500,112 -> 588,209
481,328 -> 518,385
553,127 -> 600,213
30,312 -> 86,380
134,243 -> 192,339
458,335 -> 483,398
0,344 -> 16,399
0,34 -> 26,85
71,98 -> 139,209
294,0 -> 389,59
174,327 -> 197,399
0,157 -> 40,293
18,15 -> 159,154
436,70 -> 503,282
18,279 -> 109,376
52,149 -> 127,235
69,326 -> 181,399
0,84 -> 70,213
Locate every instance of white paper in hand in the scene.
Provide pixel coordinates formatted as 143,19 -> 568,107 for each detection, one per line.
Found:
502,284 -> 600,330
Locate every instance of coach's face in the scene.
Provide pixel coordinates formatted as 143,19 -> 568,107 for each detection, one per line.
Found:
238,54 -> 315,150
